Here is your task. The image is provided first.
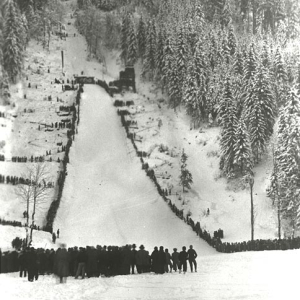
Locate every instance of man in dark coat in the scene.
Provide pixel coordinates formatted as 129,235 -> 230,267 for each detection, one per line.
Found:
151,247 -> 159,274
130,244 -> 137,274
171,248 -> 180,272
121,245 -> 131,275
26,247 -> 38,282
86,247 -> 98,278
178,246 -> 188,274
187,245 -> 197,272
52,233 -> 56,243
136,245 -> 149,274
54,246 -> 70,283
157,246 -> 166,274
19,250 -> 27,277
75,248 -> 87,279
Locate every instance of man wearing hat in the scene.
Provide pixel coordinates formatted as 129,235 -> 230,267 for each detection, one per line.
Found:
187,245 -> 197,272
178,246 -> 188,274
136,245 -> 148,274
171,248 -> 180,272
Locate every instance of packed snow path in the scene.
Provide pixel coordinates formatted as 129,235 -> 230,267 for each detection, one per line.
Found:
54,85 -> 214,254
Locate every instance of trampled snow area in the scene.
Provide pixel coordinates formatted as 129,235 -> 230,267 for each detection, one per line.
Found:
1,249 -> 300,300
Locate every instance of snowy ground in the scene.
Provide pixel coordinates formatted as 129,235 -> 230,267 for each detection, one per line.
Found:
1,249 -> 300,300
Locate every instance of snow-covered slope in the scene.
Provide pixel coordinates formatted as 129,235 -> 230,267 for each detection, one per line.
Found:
53,84 -> 214,255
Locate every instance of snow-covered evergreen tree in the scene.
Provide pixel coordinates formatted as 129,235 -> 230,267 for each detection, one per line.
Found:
244,43 -> 257,81
155,28 -> 165,86
137,16 -> 146,59
175,26 -> 188,104
274,47 -> 287,83
3,0 -> 23,83
233,118 -> 253,174
227,25 -> 237,56
142,19 -> 157,79
183,62 -> 201,126
120,13 -> 130,64
233,49 -> 244,76
179,149 -> 193,192
127,17 -> 137,65
162,36 -> 174,95
219,78 -> 238,175
245,65 -> 275,162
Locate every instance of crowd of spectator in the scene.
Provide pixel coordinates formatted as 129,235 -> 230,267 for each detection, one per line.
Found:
0,174 -> 54,187
0,244 -> 198,283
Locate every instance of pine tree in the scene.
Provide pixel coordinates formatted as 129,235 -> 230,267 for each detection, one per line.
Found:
127,17 -> 137,65
137,16 -> 146,59
261,42 -> 271,69
162,36 -> 174,94
168,63 -> 181,110
274,47 -> 287,83
175,26 -> 188,104
155,28 -> 165,85
120,13 -> 130,64
228,25 -> 237,56
183,62 -> 200,126
244,43 -> 257,81
221,34 -> 230,64
179,149 -> 193,193
219,78 -> 238,174
3,0 -> 23,83
233,118 -> 253,174
245,65 -> 275,162
233,50 -> 244,76
142,19 -> 157,79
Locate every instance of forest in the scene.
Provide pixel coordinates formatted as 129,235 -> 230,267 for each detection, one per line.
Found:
1,0 -> 300,235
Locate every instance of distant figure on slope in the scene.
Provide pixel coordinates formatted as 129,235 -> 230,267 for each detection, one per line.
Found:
57,229 -> 60,238
179,246 -> 188,274
187,245 -> 197,272
52,232 -> 56,244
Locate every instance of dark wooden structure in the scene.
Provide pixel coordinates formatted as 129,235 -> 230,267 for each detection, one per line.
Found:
74,76 -> 95,84
109,66 -> 136,93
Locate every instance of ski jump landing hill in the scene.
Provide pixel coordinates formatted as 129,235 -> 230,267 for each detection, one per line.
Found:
53,76 -> 214,256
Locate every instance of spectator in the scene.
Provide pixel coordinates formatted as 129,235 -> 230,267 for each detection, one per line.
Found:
136,245 -> 148,274
179,246 -> 188,274
187,245 -> 197,272
52,232 -> 56,243
171,248 -> 180,272
75,248 -> 87,279
164,248 -> 172,273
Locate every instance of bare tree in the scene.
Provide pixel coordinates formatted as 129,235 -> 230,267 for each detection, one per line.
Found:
15,177 -> 33,246
16,163 -> 53,245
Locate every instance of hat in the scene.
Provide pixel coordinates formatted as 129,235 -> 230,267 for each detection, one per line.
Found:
139,245 -> 145,250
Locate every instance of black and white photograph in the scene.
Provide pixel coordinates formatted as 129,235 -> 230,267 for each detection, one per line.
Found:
1,0 -> 300,299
